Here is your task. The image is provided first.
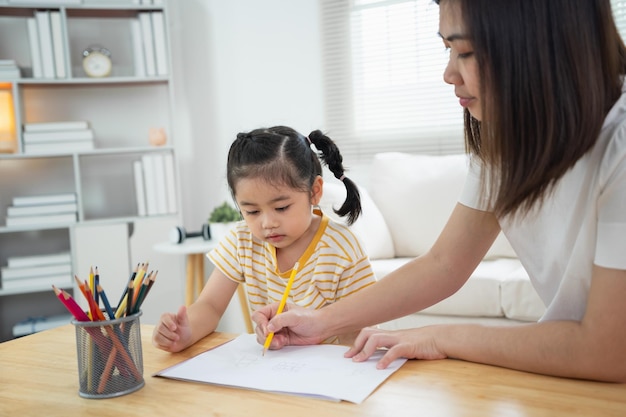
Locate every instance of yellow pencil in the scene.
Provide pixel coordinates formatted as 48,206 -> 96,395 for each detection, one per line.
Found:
262,262 -> 299,356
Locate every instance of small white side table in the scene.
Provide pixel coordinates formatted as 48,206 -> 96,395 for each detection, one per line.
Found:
153,237 -> 253,333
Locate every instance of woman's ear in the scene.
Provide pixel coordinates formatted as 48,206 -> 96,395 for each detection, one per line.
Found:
310,176 -> 324,205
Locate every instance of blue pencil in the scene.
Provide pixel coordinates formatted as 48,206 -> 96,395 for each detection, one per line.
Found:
97,284 -> 115,320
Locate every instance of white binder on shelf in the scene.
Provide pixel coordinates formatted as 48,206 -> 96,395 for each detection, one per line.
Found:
35,10 -> 56,79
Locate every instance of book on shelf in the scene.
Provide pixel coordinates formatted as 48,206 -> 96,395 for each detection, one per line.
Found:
6,252 -> 72,269
50,11 -> 66,79
5,212 -> 77,228
163,152 -> 178,214
2,274 -> 73,291
9,0 -> 81,3
35,10 -> 56,79
130,18 -> 146,77
27,17 -> 43,78
23,140 -> 95,154
7,202 -> 78,217
152,153 -> 168,214
0,60 -> 21,79
0,68 -> 21,79
12,314 -> 73,338
1,262 -> 72,280
151,11 -> 168,76
138,12 -> 156,76
140,153 -> 176,216
23,121 -> 90,133
13,193 -> 76,207
141,154 -> 158,216
133,159 -> 147,216
23,129 -> 94,143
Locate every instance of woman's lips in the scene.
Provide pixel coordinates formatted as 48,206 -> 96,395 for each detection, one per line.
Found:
458,97 -> 474,107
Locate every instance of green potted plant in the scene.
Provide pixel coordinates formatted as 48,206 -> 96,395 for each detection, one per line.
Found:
208,201 -> 240,241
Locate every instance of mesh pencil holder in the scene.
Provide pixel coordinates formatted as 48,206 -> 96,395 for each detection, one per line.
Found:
72,311 -> 144,399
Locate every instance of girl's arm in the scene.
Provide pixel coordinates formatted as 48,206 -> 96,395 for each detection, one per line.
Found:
183,268 -> 240,346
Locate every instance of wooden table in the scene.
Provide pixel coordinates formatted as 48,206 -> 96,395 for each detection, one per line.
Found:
153,237 -> 253,333
1,324 -> 625,417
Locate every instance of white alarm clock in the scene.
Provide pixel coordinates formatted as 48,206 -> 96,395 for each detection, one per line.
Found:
82,46 -> 112,78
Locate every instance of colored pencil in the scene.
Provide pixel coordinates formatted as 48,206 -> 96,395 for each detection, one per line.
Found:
97,284 -> 116,320
134,270 -> 157,313
116,263 -> 140,310
94,266 -> 100,305
262,262 -> 299,356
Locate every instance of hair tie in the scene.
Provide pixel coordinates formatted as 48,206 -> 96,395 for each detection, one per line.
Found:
305,136 -> 312,145
339,175 -> 345,181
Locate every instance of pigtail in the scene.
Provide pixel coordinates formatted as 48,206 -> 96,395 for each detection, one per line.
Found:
308,130 -> 362,225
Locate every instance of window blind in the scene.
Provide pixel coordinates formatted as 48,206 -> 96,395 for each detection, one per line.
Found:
320,0 -> 626,163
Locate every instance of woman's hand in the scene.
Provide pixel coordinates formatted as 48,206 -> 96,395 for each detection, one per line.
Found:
252,302 -> 327,349
345,327 -> 447,369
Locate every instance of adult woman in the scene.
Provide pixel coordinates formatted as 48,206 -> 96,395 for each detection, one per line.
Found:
253,0 -> 626,382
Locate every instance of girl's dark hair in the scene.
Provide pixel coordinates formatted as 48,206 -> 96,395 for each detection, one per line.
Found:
437,0 -> 626,217
227,126 -> 362,225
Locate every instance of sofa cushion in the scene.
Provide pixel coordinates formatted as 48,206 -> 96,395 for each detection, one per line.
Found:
369,152 -> 516,259
374,257 -> 545,321
369,152 -> 467,258
319,181 -> 395,260
501,265 -> 546,321
375,258 -> 522,318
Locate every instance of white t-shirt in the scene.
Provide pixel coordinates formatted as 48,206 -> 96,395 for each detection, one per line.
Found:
460,89 -> 626,322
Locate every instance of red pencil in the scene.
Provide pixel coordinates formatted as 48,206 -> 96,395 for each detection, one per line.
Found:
52,285 -> 89,322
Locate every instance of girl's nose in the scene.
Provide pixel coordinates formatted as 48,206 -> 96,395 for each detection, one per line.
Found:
261,212 -> 278,229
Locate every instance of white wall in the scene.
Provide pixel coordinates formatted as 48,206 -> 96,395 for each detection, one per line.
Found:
164,0 -> 324,332
169,0 -> 324,229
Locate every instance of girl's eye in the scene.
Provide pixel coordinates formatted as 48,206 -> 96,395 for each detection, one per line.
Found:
244,210 -> 259,216
276,205 -> 290,212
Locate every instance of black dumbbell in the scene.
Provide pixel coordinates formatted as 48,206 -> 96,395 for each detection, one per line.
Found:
169,223 -> 211,244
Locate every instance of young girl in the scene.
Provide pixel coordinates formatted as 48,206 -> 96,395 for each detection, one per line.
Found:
254,0 -> 626,382
152,126 -> 376,352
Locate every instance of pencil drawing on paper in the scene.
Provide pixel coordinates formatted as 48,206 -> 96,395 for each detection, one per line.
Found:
156,333 -> 407,404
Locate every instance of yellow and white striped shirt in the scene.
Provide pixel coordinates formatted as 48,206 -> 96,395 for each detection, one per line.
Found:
207,210 -> 376,342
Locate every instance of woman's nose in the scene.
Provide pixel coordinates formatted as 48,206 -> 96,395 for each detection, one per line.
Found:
443,57 -> 460,86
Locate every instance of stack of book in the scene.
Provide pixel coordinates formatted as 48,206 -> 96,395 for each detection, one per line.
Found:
132,10 -> 168,77
5,193 -> 78,227
1,252 -> 72,291
22,121 -> 94,154
134,152 -> 177,216
0,59 -> 21,79
12,313 -> 73,338
26,9 -> 67,79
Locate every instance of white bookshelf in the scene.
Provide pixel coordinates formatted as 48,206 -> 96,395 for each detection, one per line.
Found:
0,0 -> 181,341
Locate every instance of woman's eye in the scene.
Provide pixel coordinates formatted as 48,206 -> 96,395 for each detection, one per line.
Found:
457,51 -> 474,59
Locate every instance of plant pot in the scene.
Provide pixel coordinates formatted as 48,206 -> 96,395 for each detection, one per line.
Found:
209,222 -> 236,242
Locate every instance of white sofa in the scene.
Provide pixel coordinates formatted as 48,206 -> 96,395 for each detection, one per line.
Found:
319,152 -> 546,330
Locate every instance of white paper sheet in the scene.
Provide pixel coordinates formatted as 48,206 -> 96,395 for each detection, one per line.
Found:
155,333 -> 407,404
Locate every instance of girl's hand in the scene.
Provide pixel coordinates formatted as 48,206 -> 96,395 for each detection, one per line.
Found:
345,327 -> 447,369
152,305 -> 193,353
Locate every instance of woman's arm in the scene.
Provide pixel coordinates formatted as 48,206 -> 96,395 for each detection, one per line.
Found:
347,265 -> 626,382
254,203 -> 501,347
